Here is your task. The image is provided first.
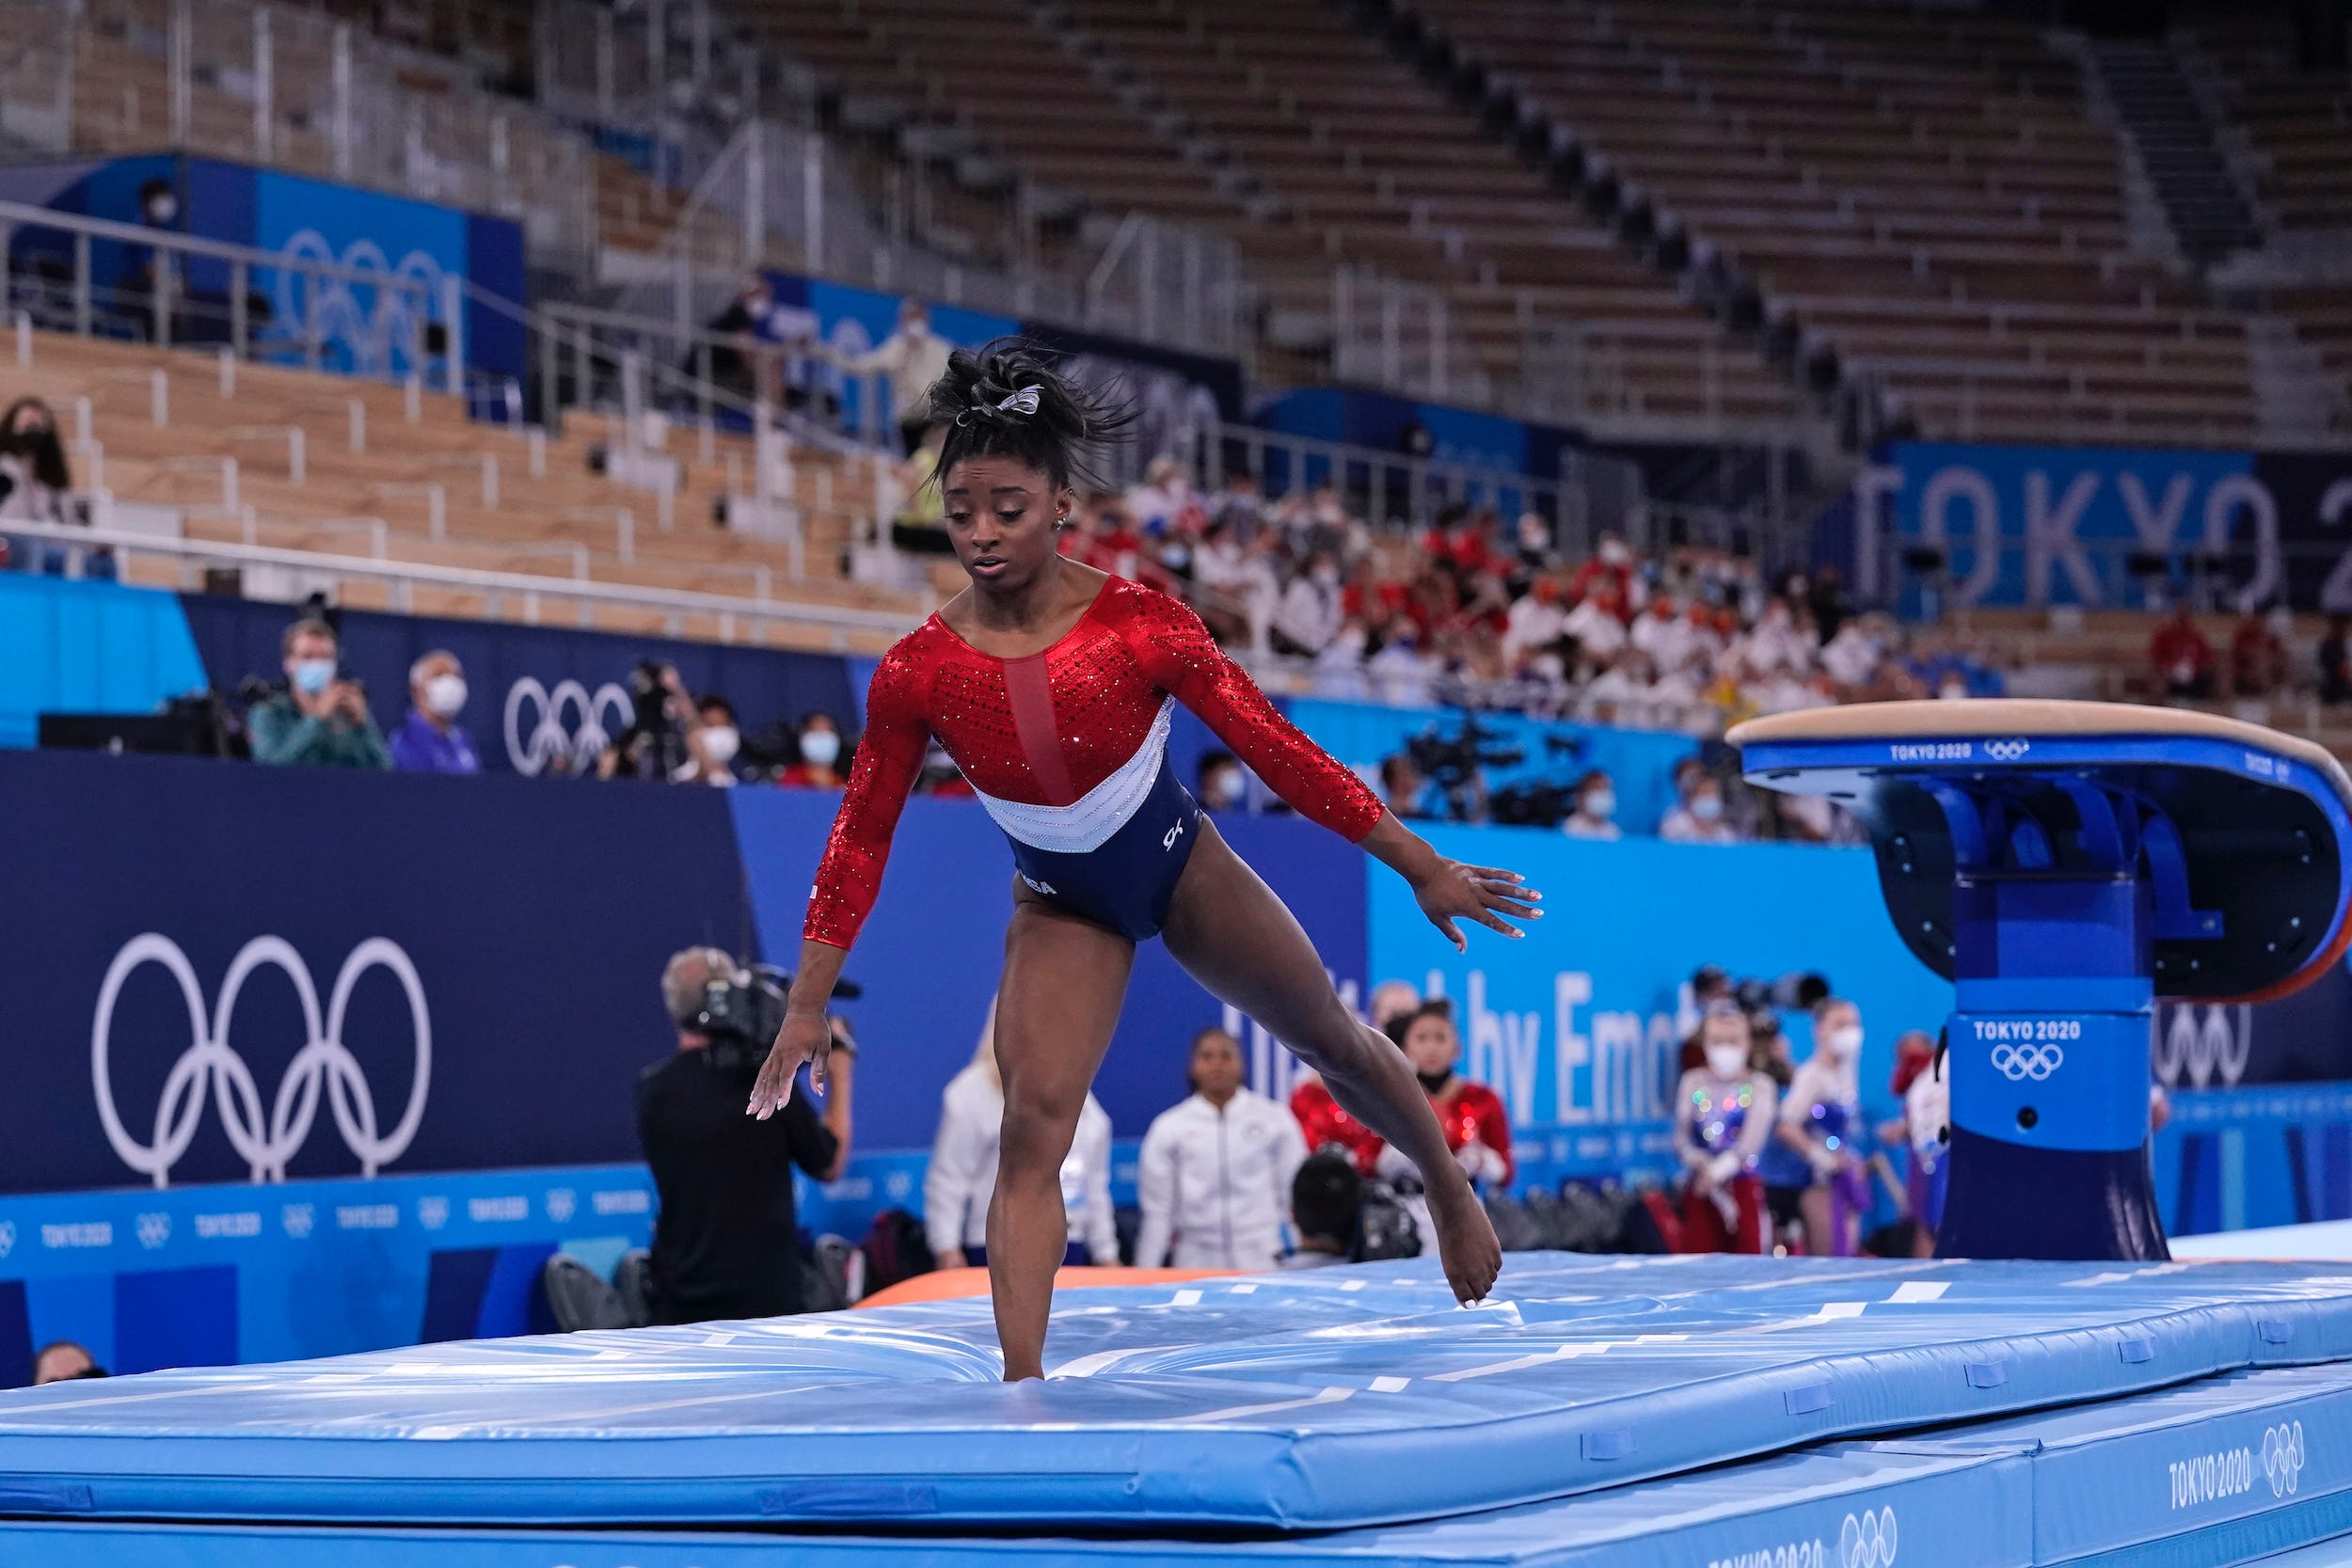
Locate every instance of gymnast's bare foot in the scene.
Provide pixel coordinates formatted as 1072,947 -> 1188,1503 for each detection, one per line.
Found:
1430,1177 -> 1502,1305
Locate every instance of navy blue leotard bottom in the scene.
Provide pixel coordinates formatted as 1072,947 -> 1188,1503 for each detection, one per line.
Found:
1003,757 -> 1203,942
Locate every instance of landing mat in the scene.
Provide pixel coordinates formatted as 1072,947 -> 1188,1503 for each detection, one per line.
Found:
7,1359 -> 2352,1566
3,1256 -> 2352,1528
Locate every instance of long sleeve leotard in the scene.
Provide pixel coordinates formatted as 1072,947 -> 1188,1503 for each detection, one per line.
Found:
804,576 -> 1386,950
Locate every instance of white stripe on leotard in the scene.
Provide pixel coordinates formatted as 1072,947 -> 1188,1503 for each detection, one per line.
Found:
969,698 -> 1173,854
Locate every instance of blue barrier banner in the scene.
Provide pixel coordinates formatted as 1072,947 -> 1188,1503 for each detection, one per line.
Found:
0,575 -> 207,748
173,592 -> 857,776
0,750 -> 748,1193
1287,697 -> 1697,833
0,1162 -> 651,1378
1369,828 -> 1957,1138
2159,1084 -> 2352,1237
1867,439 -> 2352,611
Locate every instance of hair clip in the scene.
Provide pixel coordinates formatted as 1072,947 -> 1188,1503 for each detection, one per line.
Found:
955,385 -> 1044,428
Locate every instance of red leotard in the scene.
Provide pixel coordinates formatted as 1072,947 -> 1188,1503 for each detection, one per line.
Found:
1291,1077 -> 1383,1175
1302,1079 -> 1515,1185
804,576 -> 1385,950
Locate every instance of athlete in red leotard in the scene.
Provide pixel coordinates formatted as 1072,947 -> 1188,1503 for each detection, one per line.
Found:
750,343 -> 1538,1381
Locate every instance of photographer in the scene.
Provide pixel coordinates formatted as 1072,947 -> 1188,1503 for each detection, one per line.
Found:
247,617 -> 390,769
636,947 -> 852,1324
600,663 -> 737,784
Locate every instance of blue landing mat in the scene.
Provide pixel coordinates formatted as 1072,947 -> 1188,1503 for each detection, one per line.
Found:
7,1359 -> 2352,1566
4,1256 -> 2352,1529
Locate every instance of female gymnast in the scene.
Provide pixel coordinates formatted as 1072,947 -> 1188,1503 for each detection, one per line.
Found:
748,342 -> 1537,1381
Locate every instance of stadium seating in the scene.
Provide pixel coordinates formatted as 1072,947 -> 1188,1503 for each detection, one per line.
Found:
12,330 -> 915,651
735,0 -> 1813,432
1417,0 -> 2283,446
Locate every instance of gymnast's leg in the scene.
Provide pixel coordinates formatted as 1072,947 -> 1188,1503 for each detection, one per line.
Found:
988,880 -> 1136,1382
1161,820 -> 1502,1304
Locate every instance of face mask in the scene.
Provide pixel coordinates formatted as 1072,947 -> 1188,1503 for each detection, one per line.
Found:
745,296 -> 771,320
1208,771 -> 1244,807
702,725 -> 740,767
1601,540 -> 1629,565
800,730 -> 841,768
1582,790 -> 1615,820
145,195 -> 177,225
1705,1044 -> 1748,1079
1939,679 -> 1968,702
291,658 -> 335,695
1825,1024 -> 1863,1060
421,673 -> 467,718
1692,793 -> 1724,822
1415,1069 -> 1454,1094
1312,565 -> 1341,589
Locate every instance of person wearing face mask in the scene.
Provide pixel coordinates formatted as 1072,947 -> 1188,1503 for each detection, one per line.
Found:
0,395 -> 102,578
1763,997 -> 1868,1256
1660,773 -> 1737,844
673,694 -> 742,786
388,650 -> 480,774
248,617 -> 390,769
779,713 -> 849,789
1669,1000 -> 1779,1253
2148,604 -> 2216,703
1363,1002 -> 1512,1256
1271,551 -> 1345,657
1134,1027 -> 1308,1272
1197,752 -> 1248,815
1561,768 -> 1621,841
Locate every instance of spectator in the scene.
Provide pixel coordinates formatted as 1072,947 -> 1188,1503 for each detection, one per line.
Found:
1125,454 -> 1205,539
635,946 -> 851,1324
2149,605 -> 2216,702
1288,976 -> 1419,1173
1134,1027 -> 1308,1271
778,713 -> 847,789
1272,551 -> 1344,657
1669,1000 -> 1778,1253
1561,768 -> 1621,841
0,396 -> 96,577
2229,607 -> 2289,702
672,695 -> 741,786
1278,1152 -> 1363,1269
1763,997 -> 1868,1257
388,650 -> 479,774
2324,615 -> 2352,706
1502,576 -> 1568,668
1660,773 -> 1736,844
31,1340 -> 104,1384
924,999 -> 1119,1268
248,618 -> 391,769
834,298 -> 953,455
1208,468 -> 1265,543
1677,963 -> 1735,1072
1567,531 -> 1635,606
1363,623 -> 1438,706
1390,1002 -> 1512,1187
700,274 -> 801,408
1197,750 -> 1247,815
1377,752 -> 1427,819
1561,578 -> 1630,660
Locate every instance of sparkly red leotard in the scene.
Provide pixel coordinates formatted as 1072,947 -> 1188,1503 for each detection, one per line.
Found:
804,576 -> 1386,949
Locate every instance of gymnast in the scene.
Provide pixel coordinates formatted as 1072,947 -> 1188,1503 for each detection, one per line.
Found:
749,342 -> 1534,1381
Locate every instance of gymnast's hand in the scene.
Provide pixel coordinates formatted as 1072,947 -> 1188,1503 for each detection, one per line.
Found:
1410,859 -> 1543,953
747,1010 -> 834,1119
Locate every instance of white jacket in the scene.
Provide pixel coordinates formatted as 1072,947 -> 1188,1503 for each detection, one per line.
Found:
923,1064 -> 1119,1264
1134,1088 -> 1307,1273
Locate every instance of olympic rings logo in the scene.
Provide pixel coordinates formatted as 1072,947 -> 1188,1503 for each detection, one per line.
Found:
1839,1507 -> 1897,1568
1990,1042 -> 2064,1082
270,230 -> 444,379
93,934 -> 432,1188
504,677 -> 632,776
2265,1421 -> 2306,1497
1984,738 -> 2032,762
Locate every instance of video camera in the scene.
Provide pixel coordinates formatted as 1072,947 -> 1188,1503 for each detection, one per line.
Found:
1406,714 -> 1526,822
689,965 -> 864,1075
1731,971 -> 1832,1017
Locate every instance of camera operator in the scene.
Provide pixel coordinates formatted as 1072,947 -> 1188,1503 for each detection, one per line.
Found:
636,947 -> 853,1324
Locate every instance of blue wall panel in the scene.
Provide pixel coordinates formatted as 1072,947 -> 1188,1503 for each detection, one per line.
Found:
0,576 -> 208,747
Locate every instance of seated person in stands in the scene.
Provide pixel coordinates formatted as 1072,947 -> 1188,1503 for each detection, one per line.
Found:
2325,616 -> 2352,706
1660,772 -> 1737,845
2149,604 -> 2216,702
0,396 -> 106,578
1135,1027 -> 1307,1273
1668,1000 -> 1777,1253
1378,752 -> 1428,820
2230,608 -> 2290,701
1759,997 -> 1868,1257
778,713 -> 847,789
1197,750 -> 1247,816
925,1000 -> 1120,1269
389,650 -> 479,774
1279,1152 -> 1364,1270
249,618 -> 391,769
1561,768 -> 1621,841
669,694 -> 742,786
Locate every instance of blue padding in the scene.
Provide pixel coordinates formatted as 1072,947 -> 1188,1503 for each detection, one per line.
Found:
4,1257 -> 2352,1529
9,1360 -> 2352,1565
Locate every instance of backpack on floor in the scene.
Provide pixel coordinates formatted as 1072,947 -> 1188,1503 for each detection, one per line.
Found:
861,1208 -> 936,1292
1484,1191 -> 1546,1253
1354,1178 -> 1424,1260
540,1254 -> 632,1332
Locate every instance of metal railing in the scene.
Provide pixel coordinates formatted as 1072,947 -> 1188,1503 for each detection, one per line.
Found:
3,520 -> 913,651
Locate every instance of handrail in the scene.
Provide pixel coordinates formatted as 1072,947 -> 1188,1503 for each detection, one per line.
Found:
8,519 -> 916,649
0,199 -> 436,295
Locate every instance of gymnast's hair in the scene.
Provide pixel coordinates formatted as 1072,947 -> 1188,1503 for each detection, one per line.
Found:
926,339 -> 1137,494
